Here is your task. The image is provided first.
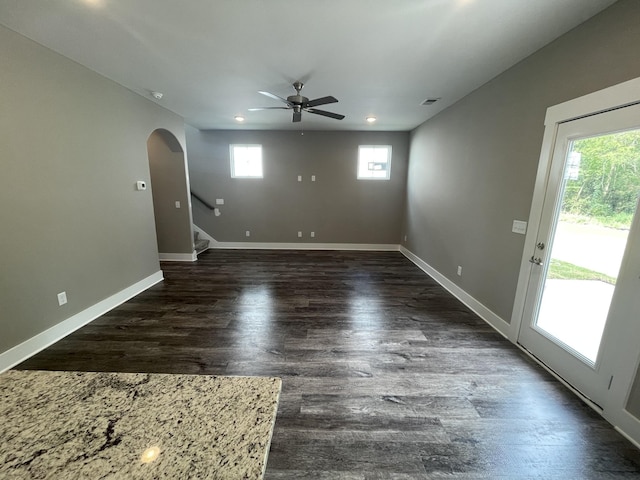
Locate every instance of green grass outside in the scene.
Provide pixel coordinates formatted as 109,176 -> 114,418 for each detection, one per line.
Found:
547,259 -> 616,285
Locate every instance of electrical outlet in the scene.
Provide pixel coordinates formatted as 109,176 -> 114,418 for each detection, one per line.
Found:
297,175 -> 302,182
216,199 -> 224,205
311,175 -> 316,182
310,231 -> 315,238
245,230 -> 250,237
298,231 -> 302,238
57,291 -> 67,306
404,235 -> 407,242
457,266 -> 463,276
175,201 -> 181,208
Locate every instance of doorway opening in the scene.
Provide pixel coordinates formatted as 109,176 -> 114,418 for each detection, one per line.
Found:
146,129 -> 195,261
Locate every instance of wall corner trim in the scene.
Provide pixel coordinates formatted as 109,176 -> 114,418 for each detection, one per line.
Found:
159,252 -> 198,262
400,246 -> 510,338
0,271 -> 164,373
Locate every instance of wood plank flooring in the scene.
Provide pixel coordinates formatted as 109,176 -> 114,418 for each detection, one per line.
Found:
17,250 -> 640,479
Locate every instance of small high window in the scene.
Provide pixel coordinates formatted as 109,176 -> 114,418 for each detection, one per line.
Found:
230,144 -> 263,178
357,145 -> 392,180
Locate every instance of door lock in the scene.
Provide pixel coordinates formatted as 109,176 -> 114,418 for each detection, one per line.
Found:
536,242 -> 545,250
529,256 -> 543,266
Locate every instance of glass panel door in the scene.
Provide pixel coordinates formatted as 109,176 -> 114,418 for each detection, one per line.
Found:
518,102 -> 640,407
534,130 -> 639,364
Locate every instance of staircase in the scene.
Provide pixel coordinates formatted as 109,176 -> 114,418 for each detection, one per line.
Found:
194,230 -> 210,255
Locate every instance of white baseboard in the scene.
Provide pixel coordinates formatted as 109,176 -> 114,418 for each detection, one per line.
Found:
159,251 -> 197,262
0,271 -> 164,373
209,241 -> 400,251
400,246 -> 510,338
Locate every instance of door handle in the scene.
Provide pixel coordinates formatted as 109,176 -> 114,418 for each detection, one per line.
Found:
529,256 -> 543,266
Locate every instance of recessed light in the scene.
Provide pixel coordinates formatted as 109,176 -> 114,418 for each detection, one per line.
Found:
151,91 -> 163,100
234,115 -> 245,122
366,116 -> 377,123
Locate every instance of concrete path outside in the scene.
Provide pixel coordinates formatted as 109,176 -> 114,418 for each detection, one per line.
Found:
536,279 -> 614,362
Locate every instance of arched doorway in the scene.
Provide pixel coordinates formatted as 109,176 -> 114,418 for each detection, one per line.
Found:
146,129 -> 195,261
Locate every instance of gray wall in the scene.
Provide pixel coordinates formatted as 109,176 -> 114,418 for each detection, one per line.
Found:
403,0 -> 640,322
0,25 -> 186,354
148,130 -> 194,255
186,128 -> 409,244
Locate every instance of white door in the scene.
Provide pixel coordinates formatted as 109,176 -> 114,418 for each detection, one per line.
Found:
518,103 -> 640,408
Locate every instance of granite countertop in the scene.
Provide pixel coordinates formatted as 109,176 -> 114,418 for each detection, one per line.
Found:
0,370 -> 281,479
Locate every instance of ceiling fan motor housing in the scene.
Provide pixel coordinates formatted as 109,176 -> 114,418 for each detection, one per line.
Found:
288,81 -> 308,105
252,81 -> 344,122
288,95 -> 308,105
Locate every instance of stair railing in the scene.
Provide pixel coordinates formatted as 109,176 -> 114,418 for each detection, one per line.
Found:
190,190 -> 215,210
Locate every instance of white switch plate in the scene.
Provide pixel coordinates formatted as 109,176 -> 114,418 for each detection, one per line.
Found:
311,175 -> 316,182
457,266 -> 463,276
297,231 -> 302,238
216,199 -> 224,205
310,231 -> 315,238
245,230 -> 250,237
57,291 -> 67,306
297,175 -> 302,182
512,220 -> 528,235
175,201 -> 181,208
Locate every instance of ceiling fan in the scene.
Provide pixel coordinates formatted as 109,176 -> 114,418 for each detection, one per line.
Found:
249,81 -> 345,123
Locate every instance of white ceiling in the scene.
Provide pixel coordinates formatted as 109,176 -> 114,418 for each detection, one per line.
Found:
0,0 -> 618,131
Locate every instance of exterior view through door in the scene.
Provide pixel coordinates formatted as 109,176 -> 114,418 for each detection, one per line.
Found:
535,127 -> 640,364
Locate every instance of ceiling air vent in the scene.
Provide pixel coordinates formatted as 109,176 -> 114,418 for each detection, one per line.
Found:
421,98 -> 441,106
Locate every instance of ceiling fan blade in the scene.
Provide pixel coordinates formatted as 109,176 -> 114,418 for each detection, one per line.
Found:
306,108 -> 345,120
248,107 -> 290,111
258,91 -> 291,105
305,96 -> 338,108
293,111 -> 302,123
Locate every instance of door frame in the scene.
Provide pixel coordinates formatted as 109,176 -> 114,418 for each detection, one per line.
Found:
509,76 -> 640,446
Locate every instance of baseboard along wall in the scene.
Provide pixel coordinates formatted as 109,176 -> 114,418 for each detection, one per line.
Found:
0,271 -> 164,373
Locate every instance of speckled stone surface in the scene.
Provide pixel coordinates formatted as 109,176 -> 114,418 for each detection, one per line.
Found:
0,370 -> 281,479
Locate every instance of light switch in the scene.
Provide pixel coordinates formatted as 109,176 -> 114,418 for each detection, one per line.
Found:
175,201 -> 181,209
297,231 -> 302,238
297,175 -> 302,182
311,175 -> 316,182
512,220 -> 527,235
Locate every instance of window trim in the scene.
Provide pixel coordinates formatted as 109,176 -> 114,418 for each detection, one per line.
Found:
357,145 -> 392,180
230,144 -> 263,178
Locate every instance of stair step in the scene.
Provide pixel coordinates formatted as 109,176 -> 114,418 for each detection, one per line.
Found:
195,238 -> 209,254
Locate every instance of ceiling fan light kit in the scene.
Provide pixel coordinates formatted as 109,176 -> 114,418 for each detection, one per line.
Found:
249,82 -> 345,123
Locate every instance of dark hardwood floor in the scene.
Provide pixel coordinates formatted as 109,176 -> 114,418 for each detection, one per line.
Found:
18,250 -> 640,478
